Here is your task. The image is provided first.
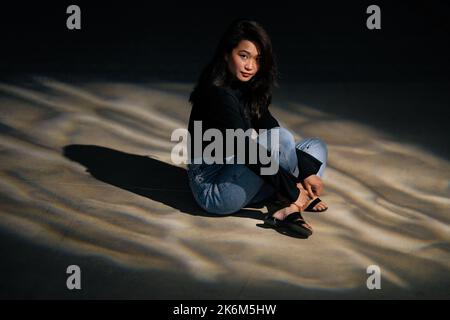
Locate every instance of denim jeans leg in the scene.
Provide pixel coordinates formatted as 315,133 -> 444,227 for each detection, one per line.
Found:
248,126 -> 299,204
187,130 -> 328,214
204,164 -> 266,214
257,126 -> 299,176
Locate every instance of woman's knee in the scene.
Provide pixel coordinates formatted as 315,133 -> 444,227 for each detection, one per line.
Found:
297,137 -> 327,154
202,186 -> 247,215
296,137 -> 328,170
312,137 -> 328,154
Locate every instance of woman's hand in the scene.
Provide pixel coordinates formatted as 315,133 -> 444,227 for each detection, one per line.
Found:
293,183 -> 311,211
302,174 -> 323,198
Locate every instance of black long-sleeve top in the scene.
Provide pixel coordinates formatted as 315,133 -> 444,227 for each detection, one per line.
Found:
187,82 -> 322,203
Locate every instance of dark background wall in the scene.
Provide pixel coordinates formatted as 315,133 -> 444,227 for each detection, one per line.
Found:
1,0 -> 449,82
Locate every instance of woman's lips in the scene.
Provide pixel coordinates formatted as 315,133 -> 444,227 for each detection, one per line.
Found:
241,72 -> 252,77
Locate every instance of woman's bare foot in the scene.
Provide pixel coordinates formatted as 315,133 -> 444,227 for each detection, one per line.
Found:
272,203 -> 298,220
274,186 -> 328,213
295,183 -> 328,212
307,197 -> 328,212
271,204 -> 313,232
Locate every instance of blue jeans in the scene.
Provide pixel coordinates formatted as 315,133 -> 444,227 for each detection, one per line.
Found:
187,127 -> 328,215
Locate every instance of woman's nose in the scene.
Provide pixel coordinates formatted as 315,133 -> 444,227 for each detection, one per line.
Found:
245,61 -> 254,71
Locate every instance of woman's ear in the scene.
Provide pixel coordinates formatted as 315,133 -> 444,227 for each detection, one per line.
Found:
224,53 -> 228,62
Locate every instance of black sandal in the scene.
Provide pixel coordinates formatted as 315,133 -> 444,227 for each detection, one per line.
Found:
304,197 -> 328,213
264,210 -> 313,237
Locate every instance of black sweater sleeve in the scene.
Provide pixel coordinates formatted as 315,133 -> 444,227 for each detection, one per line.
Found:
254,107 -> 280,130
207,87 -> 300,203
296,149 -> 323,180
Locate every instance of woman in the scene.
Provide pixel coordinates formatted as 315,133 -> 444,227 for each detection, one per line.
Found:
187,19 -> 328,236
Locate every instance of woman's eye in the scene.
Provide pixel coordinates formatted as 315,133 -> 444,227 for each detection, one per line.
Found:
240,55 -> 247,59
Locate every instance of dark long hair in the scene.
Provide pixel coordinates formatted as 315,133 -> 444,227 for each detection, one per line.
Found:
189,19 -> 279,119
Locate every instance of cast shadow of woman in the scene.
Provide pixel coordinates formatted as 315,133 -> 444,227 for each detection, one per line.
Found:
63,144 -> 307,239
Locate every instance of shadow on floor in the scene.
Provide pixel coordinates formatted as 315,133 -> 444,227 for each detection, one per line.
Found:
62,144 -> 309,239
62,145 -> 265,217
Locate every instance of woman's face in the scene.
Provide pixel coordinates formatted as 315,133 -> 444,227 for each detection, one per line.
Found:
225,40 -> 261,82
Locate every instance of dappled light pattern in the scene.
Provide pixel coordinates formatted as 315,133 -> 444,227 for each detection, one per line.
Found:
0,77 -> 449,298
